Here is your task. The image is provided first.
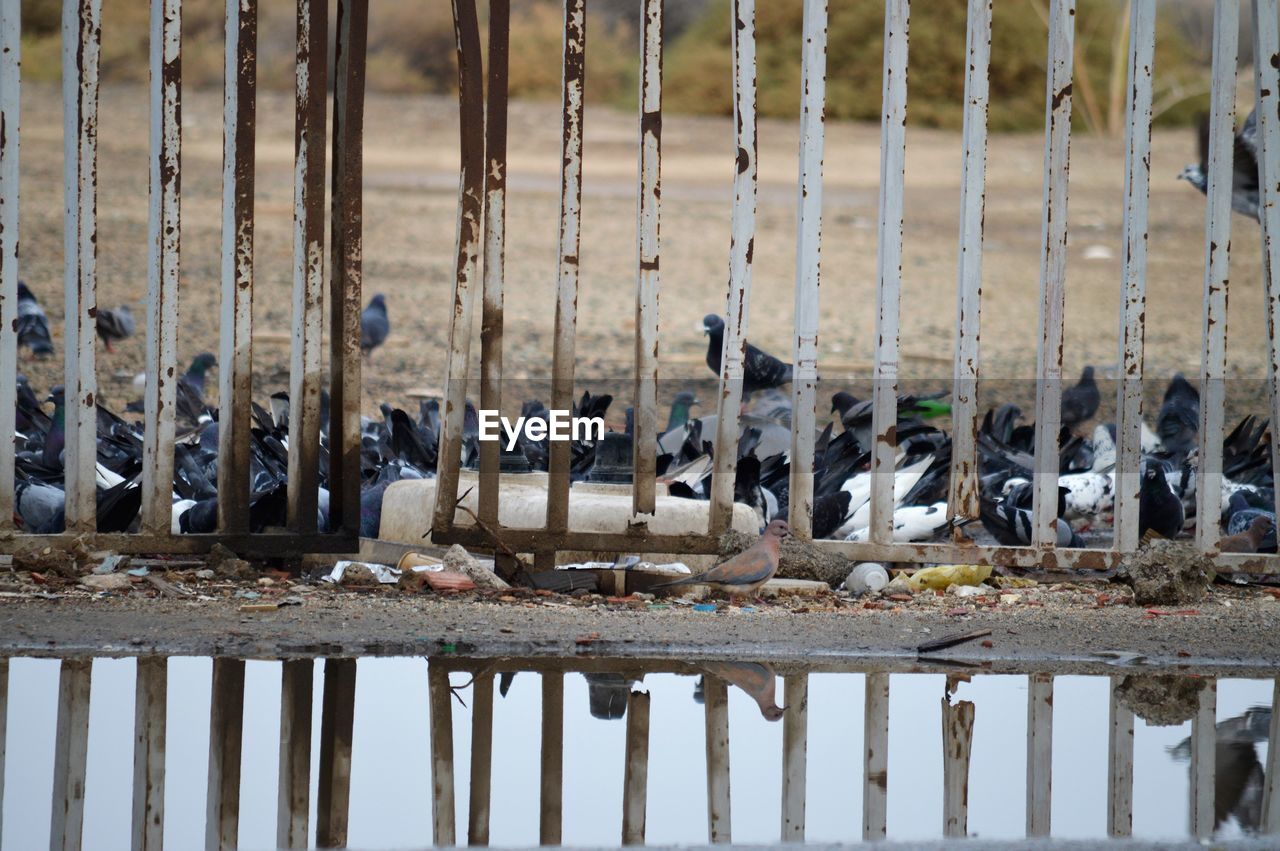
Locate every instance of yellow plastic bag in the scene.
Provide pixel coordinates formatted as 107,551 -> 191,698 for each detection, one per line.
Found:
906,564 -> 992,592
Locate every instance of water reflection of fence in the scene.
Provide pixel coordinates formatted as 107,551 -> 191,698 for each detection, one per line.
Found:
15,656 -> 1280,847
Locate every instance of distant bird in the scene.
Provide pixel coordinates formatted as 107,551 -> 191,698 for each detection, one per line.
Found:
1139,462 -> 1185,539
16,281 -> 54,358
702,314 -> 793,393
95,304 -> 135,352
176,353 -> 217,425
1157,373 -> 1199,459
652,519 -> 789,601
1180,109 -> 1260,221
1061,366 -> 1100,431
361,293 -> 390,360
699,662 -> 785,721
1219,515 -> 1273,554
665,391 -> 700,431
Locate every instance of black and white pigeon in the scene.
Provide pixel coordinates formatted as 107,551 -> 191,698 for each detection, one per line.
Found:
1060,366 -> 1100,431
1157,373 -> 1200,459
16,282 -> 54,358
96,304 -> 135,352
1179,109 -> 1260,221
1139,461 -> 1185,539
361,293 -> 390,359
701,314 -> 793,393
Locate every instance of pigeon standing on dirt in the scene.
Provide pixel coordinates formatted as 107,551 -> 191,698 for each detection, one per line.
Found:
1138,462 -> 1185,539
701,314 -> 793,393
1061,366 -> 1100,431
1179,109 -> 1260,221
652,518 -> 789,600
16,282 -> 55,358
361,293 -> 390,360
96,304 -> 135,352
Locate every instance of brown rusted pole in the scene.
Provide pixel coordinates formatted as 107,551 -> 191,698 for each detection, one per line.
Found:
206,658 -> 245,851
467,671 -> 495,845
941,697 -> 975,838
622,690 -> 651,844
429,664 -> 457,846
278,659 -> 314,849
317,658 -> 356,848
50,658 -> 91,851
132,657 -> 167,851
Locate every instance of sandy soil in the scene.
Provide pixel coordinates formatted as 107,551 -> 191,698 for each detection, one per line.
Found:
12,84 -> 1274,423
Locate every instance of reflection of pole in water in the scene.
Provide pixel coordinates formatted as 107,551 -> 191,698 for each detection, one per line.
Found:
540,671 -> 564,845
1107,675 -> 1135,837
1026,674 -> 1053,838
781,674 -> 808,841
622,690 -> 651,845
278,659 -> 313,849
51,658 -> 91,851
317,658 -> 356,848
1265,680 -> 1280,833
206,657 -> 245,851
468,671 -> 495,845
428,663 -> 456,846
703,675 -> 731,844
1190,680 -> 1217,839
941,696 -> 975,838
0,658 -> 6,844
1169,694 -> 1273,835
863,672 -> 889,841
132,657 -> 167,851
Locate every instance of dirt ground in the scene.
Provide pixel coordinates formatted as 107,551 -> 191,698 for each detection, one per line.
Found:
12,83 -> 1276,423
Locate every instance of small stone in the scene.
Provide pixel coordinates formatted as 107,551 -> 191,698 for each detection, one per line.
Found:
194,569 -> 215,580
82,573 -> 131,591
257,577 -> 275,587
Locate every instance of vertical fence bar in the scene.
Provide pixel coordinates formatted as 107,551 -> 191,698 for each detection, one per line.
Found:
277,659 -> 313,849
947,0 -> 991,532
328,0 -> 368,538
1112,1 -> 1156,552
1250,0 -> 1280,539
544,0 -> 587,548
286,0 -> 327,534
140,0 -> 181,535
429,665 -> 457,846
1262,678 -> 1280,833
316,658 -> 355,848
1106,676 -> 1134,837
432,0 -> 485,540
468,671 -> 495,846
132,657 -> 167,851
0,0 -> 18,533
1196,0 -> 1239,554
206,658 -> 244,851
478,0 -> 509,537
787,0 -> 827,538
61,0 -> 101,533
941,698 -> 975,838
781,674 -> 808,841
703,676 -> 731,843
1032,0 -> 1076,545
0,658 -> 6,842
1025,673 -> 1053,837
622,690 -> 651,845
863,673 -> 889,840
1189,679 -> 1217,839
50,659 -> 91,851
217,0 -> 257,534
708,0 -> 758,535
540,671 -> 565,845
868,0 -> 910,545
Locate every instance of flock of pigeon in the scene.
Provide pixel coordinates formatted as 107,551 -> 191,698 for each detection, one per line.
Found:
4,109 -> 1276,560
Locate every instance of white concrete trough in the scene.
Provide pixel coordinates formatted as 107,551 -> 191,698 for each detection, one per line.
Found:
378,470 -> 761,568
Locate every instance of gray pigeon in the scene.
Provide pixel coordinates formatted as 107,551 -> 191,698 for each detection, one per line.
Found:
361,293 -> 389,359
17,282 -> 54,358
96,304 -> 136,352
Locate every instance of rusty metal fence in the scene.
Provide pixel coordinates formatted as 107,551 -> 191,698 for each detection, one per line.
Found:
429,0 -> 1280,575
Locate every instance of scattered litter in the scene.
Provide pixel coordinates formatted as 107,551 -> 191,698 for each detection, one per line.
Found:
93,554 -> 130,574
145,574 -> 191,598
423,571 -> 476,593
233,589 -> 261,600
194,569 -> 215,580
441,545 -> 509,589
323,560 -> 402,585
693,603 -> 717,612
918,628 -> 993,654
1144,608 -> 1201,617
559,559 -> 691,575
953,584 -> 992,598
81,573 -> 131,592
127,567 -> 150,577
907,564 -> 992,591
239,603 -> 279,613
844,562 -> 889,595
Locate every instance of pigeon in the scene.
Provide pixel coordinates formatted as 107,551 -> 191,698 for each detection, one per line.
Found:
1061,366 -> 1100,431
651,519 -> 789,600
176,353 -> 218,425
701,314 -> 793,393
1219,515 -> 1273,554
665,391 -> 700,431
96,304 -> 135,352
979,479 -> 1079,547
843,501 -> 955,543
361,293 -> 390,359
16,281 -> 54,358
1179,109 -> 1260,221
1139,461 -> 1185,539
1157,373 -> 1199,460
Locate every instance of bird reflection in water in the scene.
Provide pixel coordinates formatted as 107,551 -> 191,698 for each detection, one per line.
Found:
1168,706 -> 1272,835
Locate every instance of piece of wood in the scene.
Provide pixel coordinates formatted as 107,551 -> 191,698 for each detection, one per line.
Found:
917,628 -> 993,655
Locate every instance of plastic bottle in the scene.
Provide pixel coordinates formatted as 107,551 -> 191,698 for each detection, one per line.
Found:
844,562 -> 889,594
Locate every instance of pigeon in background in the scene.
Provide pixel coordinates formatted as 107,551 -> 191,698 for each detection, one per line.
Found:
1157,373 -> 1200,460
17,281 -> 54,358
361,293 -> 390,360
1180,109 -> 1260,221
652,519 -> 788,601
1219,515 -> 1273,554
1139,461 -> 1185,539
96,304 -> 135,352
1061,366 -> 1100,431
665,391 -> 700,431
701,314 -> 793,393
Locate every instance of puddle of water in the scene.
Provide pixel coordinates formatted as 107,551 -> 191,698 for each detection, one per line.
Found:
1,655 -> 1277,848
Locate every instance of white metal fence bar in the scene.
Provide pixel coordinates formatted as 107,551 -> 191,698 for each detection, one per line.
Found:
781,674 -> 808,841
622,689 -> 651,845
787,0 -> 827,538
942,697 -> 975,837
1106,675 -> 1134,837
50,658 -> 91,851
428,665 -> 457,846
1189,679 -> 1217,839
141,0 -> 182,535
863,672 -> 889,840
633,0 -> 662,518
1026,673 -> 1053,837
1113,0 -> 1157,553
1032,0 -> 1076,546
704,675 -> 731,843
132,656 -> 167,851
1252,0 -> 1280,537
869,0 -> 910,546
0,0 -> 18,533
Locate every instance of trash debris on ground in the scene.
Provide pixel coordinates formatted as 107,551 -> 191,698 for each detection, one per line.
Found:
208,543 -> 255,580
93,554 -> 130,574
127,567 -> 150,577
440,544 -> 510,589
1118,540 -> 1214,605
194,568 -> 215,580
422,570 -> 477,593
81,573 -> 131,592
323,560 -> 401,585
239,602 -> 280,613
907,564 -> 992,592
844,562 -> 889,595
917,628 -> 993,654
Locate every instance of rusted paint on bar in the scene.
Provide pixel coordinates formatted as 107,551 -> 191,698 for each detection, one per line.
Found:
316,658 -> 355,848
1032,0 -> 1076,546
868,0 -> 909,546
1107,675 -> 1134,837
0,0 -> 19,533
206,657 -> 245,851
429,664 -> 457,846
545,0 -> 587,540
141,0 -> 182,535
1025,673 -> 1052,837
622,689 -> 651,845
947,0 -> 991,534
1189,678 -> 1217,839
217,0 -> 257,535
540,671 -> 565,845
50,658 -> 91,851
941,697 -> 975,838
479,0 -> 510,532
781,674 -> 808,841
328,0 -> 368,539
286,0 -> 327,534
632,0 -> 663,518
709,0 -> 758,536
433,0 -> 485,539
703,675 -> 731,843
468,671 -> 495,846
1112,1 -> 1156,552
277,659 -> 313,849
1197,0 -> 1239,554
863,672 -> 889,841
62,0 -> 102,533
787,0 -> 827,538
132,657 -> 167,851
1262,678 -> 1280,833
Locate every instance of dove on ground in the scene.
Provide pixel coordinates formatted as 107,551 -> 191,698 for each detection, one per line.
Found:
652,519 -> 789,600
361,293 -> 390,359
16,281 -> 55,358
96,304 -> 135,352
